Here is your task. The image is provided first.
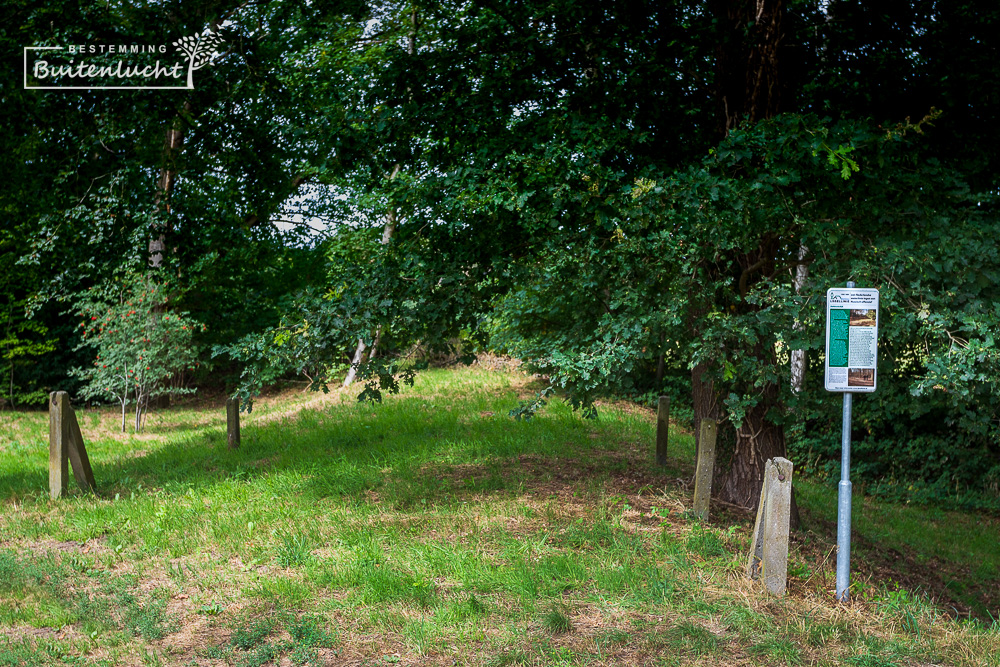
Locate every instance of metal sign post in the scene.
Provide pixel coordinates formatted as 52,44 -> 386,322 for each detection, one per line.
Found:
836,386 -> 853,602
824,281 -> 879,602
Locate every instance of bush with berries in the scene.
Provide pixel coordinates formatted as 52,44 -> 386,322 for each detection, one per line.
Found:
71,275 -> 205,432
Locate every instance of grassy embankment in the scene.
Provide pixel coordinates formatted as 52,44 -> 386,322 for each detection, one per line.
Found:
1,365 -> 997,666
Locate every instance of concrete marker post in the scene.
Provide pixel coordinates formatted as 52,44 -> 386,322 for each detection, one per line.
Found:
748,457 -> 793,595
49,391 -> 70,500
227,397 -> 241,449
656,396 -> 669,466
692,419 -> 717,520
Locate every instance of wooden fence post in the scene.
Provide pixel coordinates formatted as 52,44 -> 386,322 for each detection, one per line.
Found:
747,457 -> 793,595
49,392 -> 69,499
692,418 -> 717,520
49,391 -> 96,499
227,397 -> 241,449
656,396 -> 669,466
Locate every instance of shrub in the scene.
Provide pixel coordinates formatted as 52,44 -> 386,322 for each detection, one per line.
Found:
71,273 -> 204,431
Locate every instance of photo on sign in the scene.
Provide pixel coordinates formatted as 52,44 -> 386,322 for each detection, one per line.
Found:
850,309 -> 877,326
847,368 -> 875,387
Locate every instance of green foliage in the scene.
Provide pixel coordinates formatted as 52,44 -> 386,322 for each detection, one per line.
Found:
484,111 -> 999,498
217,223 -> 478,410
0,300 -> 56,408
0,227 -> 63,408
508,387 -> 555,422
4,0 -> 1000,502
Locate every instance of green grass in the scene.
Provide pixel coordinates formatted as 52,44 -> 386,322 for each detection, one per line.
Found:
795,473 -> 1000,618
542,606 -> 573,634
0,366 -> 998,666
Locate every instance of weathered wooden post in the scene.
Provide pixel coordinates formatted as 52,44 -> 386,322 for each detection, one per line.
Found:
226,397 -> 240,449
747,457 -> 793,595
656,395 -> 669,466
692,418 -> 717,520
49,392 -> 69,499
49,391 -> 96,499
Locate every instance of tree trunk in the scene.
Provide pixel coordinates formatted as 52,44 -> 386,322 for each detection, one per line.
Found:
710,0 -> 784,136
134,390 -> 142,433
714,381 -> 785,508
343,7 -> 417,388
342,338 -> 367,387
150,103 -> 190,269
343,163 -> 403,388
790,243 -> 809,392
690,0 -> 798,526
691,360 -> 720,459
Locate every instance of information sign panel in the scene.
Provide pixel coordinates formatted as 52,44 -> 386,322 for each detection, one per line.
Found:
824,288 -> 879,392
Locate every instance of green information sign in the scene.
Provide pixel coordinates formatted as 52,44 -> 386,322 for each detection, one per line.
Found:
828,309 -> 849,367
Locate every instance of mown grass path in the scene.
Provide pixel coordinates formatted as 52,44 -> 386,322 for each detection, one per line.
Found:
1,366 -> 997,666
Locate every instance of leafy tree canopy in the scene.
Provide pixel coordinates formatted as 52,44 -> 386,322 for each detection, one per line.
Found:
3,0 -> 998,507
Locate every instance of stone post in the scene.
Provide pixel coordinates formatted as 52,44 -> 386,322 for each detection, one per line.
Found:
747,457 -> 794,595
692,418 -> 717,520
656,396 -> 669,466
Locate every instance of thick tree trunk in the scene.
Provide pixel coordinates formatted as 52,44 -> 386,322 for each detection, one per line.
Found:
715,381 -> 785,508
691,361 -> 720,458
691,0 -> 799,525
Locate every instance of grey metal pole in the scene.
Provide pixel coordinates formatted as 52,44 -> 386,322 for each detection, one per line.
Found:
836,280 -> 855,602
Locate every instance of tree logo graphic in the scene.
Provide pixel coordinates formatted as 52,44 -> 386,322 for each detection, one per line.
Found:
172,29 -> 225,89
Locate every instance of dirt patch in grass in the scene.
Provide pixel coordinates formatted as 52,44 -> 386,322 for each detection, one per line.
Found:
425,437 -> 688,499
25,537 -> 108,555
158,601 -> 234,663
469,354 -> 523,372
1,625 -> 64,641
